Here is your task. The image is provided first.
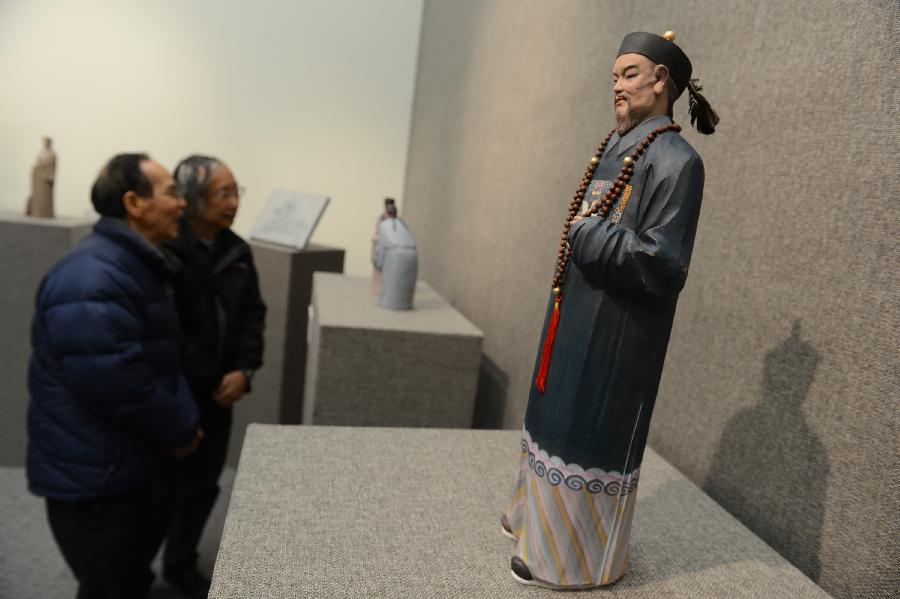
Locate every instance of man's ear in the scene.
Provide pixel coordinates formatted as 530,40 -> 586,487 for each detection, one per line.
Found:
653,65 -> 670,95
122,190 -> 143,219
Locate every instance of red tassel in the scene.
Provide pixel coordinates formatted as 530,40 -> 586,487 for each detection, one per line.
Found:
535,299 -> 561,392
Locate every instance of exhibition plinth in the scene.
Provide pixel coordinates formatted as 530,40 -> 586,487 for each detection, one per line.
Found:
303,273 -> 484,427
209,425 -> 828,598
227,242 -> 345,465
0,214 -> 93,466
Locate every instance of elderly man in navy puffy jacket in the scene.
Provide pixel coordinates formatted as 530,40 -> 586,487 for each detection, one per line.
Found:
27,153 -> 203,599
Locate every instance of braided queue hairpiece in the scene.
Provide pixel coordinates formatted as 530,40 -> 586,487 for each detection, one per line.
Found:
687,78 -> 719,135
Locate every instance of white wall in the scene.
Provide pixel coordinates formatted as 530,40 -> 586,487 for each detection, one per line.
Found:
0,0 -> 423,276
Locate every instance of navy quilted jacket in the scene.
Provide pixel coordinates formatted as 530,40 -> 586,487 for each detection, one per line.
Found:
27,217 -> 199,500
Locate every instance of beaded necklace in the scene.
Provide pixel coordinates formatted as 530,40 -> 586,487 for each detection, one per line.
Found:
535,122 -> 682,392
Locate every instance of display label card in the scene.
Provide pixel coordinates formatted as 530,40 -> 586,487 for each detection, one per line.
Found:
250,190 -> 329,250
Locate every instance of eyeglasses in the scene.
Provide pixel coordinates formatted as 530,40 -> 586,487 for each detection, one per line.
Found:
212,185 -> 245,201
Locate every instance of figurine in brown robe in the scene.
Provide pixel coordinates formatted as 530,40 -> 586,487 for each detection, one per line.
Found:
26,136 -> 56,217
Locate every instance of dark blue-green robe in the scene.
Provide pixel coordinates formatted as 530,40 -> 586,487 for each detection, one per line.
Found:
524,114 -> 705,475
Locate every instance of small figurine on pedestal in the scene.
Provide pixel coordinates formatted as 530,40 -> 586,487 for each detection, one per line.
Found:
26,136 -> 57,218
372,197 -> 417,310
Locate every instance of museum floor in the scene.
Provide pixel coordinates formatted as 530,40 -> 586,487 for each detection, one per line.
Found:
0,466 -> 234,599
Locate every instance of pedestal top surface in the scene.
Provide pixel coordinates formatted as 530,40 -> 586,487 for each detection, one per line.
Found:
250,240 -> 345,255
313,272 -> 483,337
0,212 -> 95,228
210,424 -> 827,599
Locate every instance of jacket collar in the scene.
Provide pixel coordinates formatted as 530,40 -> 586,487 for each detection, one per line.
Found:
608,114 -> 674,159
93,216 -> 168,275
169,217 -> 248,275
178,216 -> 202,247
176,217 -> 235,252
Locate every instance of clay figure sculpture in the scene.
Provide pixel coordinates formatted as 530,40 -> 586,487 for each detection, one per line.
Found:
372,198 -> 418,310
502,31 -> 718,589
26,136 -> 56,217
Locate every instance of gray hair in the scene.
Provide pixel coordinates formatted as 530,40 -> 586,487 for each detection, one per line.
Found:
173,154 -> 222,215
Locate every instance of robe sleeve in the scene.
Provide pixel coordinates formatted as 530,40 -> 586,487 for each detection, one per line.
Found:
373,230 -> 387,271
568,153 -> 704,303
45,154 -> 56,184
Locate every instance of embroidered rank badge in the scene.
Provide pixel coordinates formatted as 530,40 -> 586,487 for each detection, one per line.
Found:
582,179 -> 633,224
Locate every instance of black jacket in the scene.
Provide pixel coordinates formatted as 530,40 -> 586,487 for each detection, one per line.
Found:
161,220 -> 266,402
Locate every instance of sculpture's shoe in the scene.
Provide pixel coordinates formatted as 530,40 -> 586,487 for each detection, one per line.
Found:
510,556 -> 614,590
499,514 -> 517,541
509,557 -> 535,586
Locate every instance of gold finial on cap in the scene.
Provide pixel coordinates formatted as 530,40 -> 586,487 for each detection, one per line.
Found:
663,30 -> 676,41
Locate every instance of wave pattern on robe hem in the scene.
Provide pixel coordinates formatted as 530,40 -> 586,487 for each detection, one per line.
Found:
504,429 -> 640,588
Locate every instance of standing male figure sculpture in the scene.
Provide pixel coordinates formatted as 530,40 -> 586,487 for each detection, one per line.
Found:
502,31 -> 718,589
26,136 -> 57,217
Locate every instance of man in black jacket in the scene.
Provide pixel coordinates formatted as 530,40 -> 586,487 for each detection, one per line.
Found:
152,154 -> 266,598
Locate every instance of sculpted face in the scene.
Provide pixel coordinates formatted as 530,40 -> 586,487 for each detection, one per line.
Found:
199,166 -> 240,233
132,160 -> 186,244
612,53 -> 667,134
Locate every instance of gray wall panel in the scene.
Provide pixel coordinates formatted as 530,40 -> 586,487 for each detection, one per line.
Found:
403,2 -> 899,597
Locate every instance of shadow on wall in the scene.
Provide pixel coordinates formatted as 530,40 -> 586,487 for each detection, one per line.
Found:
472,354 -> 509,429
704,320 -> 828,581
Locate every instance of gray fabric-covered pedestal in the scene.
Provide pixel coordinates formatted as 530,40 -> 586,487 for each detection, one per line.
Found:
210,425 -> 828,598
228,242 -> 344,466
0,214 -> 93,466
303,273 -> 483,427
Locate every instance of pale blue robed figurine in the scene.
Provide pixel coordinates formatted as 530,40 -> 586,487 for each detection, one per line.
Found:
372,197 -> 418,310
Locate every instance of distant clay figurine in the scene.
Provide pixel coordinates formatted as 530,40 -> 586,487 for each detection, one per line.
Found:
26,136 -> 57,217
372,198 -> 417,310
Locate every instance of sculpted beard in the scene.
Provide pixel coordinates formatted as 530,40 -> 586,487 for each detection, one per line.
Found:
615,95 -> 653,135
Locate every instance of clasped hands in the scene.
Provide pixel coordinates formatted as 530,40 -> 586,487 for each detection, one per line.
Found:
571,200 -> 601,225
